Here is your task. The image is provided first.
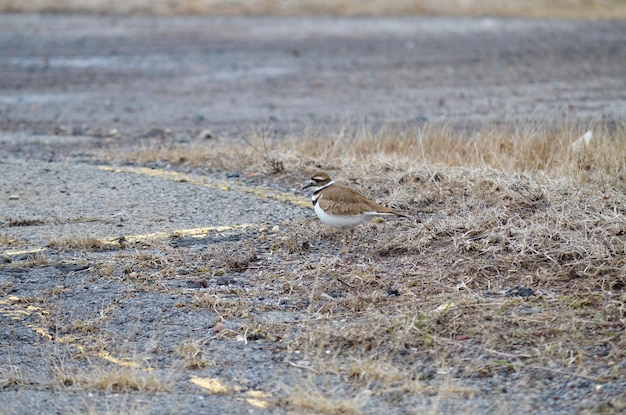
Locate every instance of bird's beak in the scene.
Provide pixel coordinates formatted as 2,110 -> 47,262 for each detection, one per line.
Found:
303,180 -> 314,190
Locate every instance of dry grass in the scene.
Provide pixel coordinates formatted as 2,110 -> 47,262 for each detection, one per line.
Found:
0,235 -> 26,248
4,251 -> 52,268
63,366 -> 170,393
47,236 -> 106,252
36,333 -> 174,395
281,378 -> 372,414
177,340 -> 211,369
1,0 -> 625,18
100,120 -> 626,411
49,357 -> 172,393
19,253 -> 51,268
0,356 -> 30,390
2,218 -> 46,227
121,120 -> 626,191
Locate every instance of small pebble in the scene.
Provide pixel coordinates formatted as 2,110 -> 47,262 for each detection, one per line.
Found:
271,225 -> 280,233
8,195 -> 19,200
186,279 -> 208,289
213,322 -> 226,333
198,129 -> 213,139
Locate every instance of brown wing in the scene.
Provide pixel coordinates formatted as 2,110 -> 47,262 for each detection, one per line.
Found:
321,183 -> 402,215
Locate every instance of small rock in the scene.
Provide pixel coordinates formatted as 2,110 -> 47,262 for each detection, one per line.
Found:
259,227 -> 269,233
387,288 -> 400,296
213,322 -> 226,333
328,289 -> 345,299
186,278 -> 208,289
419,365 -> 436,380
198,129 -> 214,139
8,195 -> 19,200
216,275 -> 235,286
246,331 -> 264,341
271,225 -> 280,233
55,125 -> 71,135
505,286 -> 535,298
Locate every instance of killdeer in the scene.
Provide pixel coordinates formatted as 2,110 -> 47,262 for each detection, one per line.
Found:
303,171 -> 406,253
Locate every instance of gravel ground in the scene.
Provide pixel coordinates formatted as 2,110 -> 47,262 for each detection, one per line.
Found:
1,14 -> 625,415
1,14 -> 625,137
0,157 -> 305,248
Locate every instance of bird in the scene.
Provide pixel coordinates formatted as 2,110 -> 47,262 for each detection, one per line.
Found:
303,170 -> 406,253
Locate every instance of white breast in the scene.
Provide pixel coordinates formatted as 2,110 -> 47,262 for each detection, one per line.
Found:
314,202 -> 375,230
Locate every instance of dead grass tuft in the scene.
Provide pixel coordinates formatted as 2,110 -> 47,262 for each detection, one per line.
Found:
191,291 -> 251,319
242,128 -> 286,174
214,245 -> 258,273
46,347 -> 173,394
12,252 -> 51,268
2,218 -> 46,227
53,365 -> 172,393
177,340 -> 211,369
47,237 -> 106,252
0,362 -> 30,389
0,234 -> 24,247
118,250 -> 177,282
282,377 -> 372,415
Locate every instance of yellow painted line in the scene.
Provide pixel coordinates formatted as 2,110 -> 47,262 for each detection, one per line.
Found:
1,294 -> 145,369
56,335 -> 145,368
98,165 -> 311,209
246,390 -> 271,408
2,247 -> 46,256
1,224 -> 253,257
0,295 -> 52,341
190,377 -> 272,409
190,377 -> 229,394
100,224 -> 253,245
3,165 -> 304,257
96,351 -> 143,368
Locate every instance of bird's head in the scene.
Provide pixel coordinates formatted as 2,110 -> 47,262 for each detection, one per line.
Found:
303,171 -> 333,190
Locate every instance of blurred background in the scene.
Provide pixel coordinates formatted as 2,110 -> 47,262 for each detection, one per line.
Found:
0,0 -> 625,18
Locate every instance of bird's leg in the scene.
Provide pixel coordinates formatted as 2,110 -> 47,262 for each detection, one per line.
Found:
348,229 -> 355,252
340,230 -> 347,253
